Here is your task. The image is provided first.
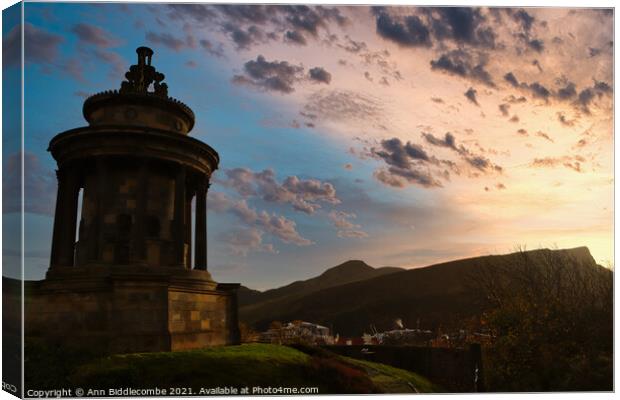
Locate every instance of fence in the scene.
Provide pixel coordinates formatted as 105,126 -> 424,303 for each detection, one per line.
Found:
323,344 -> 484,392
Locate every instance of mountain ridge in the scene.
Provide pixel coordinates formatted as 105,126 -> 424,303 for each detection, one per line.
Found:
238,259 -> 403,306
239,246 -> 605,335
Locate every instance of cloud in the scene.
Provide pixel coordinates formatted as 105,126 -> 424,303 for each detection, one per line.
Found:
374,166 -> 442,189
430,49 -> 495,87
215,4 -> 271,24
373,137 -> 431,169
527,38 -> 544,52
254,210 -> 313,245
502,8 -> 546,54
168,4 -> 346,51
512,9 -> 535,32
530,156 -> 585,172
536,131 -> 554,142
71,23 -> 120,48
371,137 -> 443,188
222,23 -> 266,50
3,23 -> 63,68
422,132 -> 502,173
208,191 -> 313,246
216,167 -> 366,240
303,89 -> 383,124
374,8 -> 432,47
218,168 -> 340,214
421,132 -> 456,149
575,80 -> 613,113
232,55 -> 304,93
503,71 -> 551,101
328,210 -> 368,238
528,82 -> 551,100
280,175 -> 340,209
593,80 -> 612,93
338,36 -> 367,53
198,39 -> 224,57
373,168 -> 406,188
3,152 -> 56,216
145,31 -> 187,51
284,30 -> 307,45
577,88 -> 596,110
589,47 -> 602,57
373,7 -> 497,50
69,23 -> 125,79
504,72 -> 520,87
557,112 -> 576,127
498,103 -> 510,116
504,94 -> 527,104
167,3 -> 217,23
503,72 -> 611,113
308,67 -> 332,84
574,138 -> 588,148
464,87 -> 479,105
92,48 -> 125,77
281,5 -> 347,36
223,228 -> 276,256
556,82 -> 577,100
424,7 -> 496,48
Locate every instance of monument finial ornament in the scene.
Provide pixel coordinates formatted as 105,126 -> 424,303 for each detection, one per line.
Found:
120,46 -> 168,97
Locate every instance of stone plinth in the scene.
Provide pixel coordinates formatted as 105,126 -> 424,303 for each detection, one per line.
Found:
25,266 -> 240,353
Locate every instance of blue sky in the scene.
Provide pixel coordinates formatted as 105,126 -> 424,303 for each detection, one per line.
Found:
2,3 -> 614,289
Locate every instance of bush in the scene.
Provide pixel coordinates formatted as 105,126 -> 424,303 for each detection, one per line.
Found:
471,248 -> 613,391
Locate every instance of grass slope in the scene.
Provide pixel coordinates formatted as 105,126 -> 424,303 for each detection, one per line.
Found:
343,356 -> 440,393
33,344 -> 438,394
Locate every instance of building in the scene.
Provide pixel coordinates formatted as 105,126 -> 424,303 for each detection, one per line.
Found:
24,47 -> 240,353
260,321 -> 333,345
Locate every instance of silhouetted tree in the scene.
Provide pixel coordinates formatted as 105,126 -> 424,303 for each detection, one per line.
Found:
468,247 -> 613,391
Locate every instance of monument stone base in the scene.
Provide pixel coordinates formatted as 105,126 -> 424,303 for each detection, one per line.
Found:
24,266 -> 240,354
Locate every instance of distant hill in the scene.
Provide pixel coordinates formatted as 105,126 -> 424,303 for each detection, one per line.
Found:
239,247 -> 606,336
238,260 -> 403,307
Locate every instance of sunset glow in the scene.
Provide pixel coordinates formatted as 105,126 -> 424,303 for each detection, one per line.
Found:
4,3 -> 613,288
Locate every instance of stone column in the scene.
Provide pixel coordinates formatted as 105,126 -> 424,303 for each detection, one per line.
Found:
92,157 -> 107,262
132,159 -> 148,263
185,186 -> 194,269
194,177 -> 207,270
173,165 -> 186,267
49,169 -> 65,269
50,166 -> 80,268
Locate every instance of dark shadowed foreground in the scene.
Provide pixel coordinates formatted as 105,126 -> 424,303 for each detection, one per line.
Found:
240,247 -> 613,391
25,343 -> 439,394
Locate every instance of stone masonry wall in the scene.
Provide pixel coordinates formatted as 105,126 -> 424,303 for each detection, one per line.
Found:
20,275 -> 239,354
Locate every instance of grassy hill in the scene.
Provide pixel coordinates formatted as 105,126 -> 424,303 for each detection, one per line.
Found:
26,343 -> 440,394
240,247 -> 605,336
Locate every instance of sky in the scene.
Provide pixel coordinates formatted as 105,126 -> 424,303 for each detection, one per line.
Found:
2,3 -> 614,289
